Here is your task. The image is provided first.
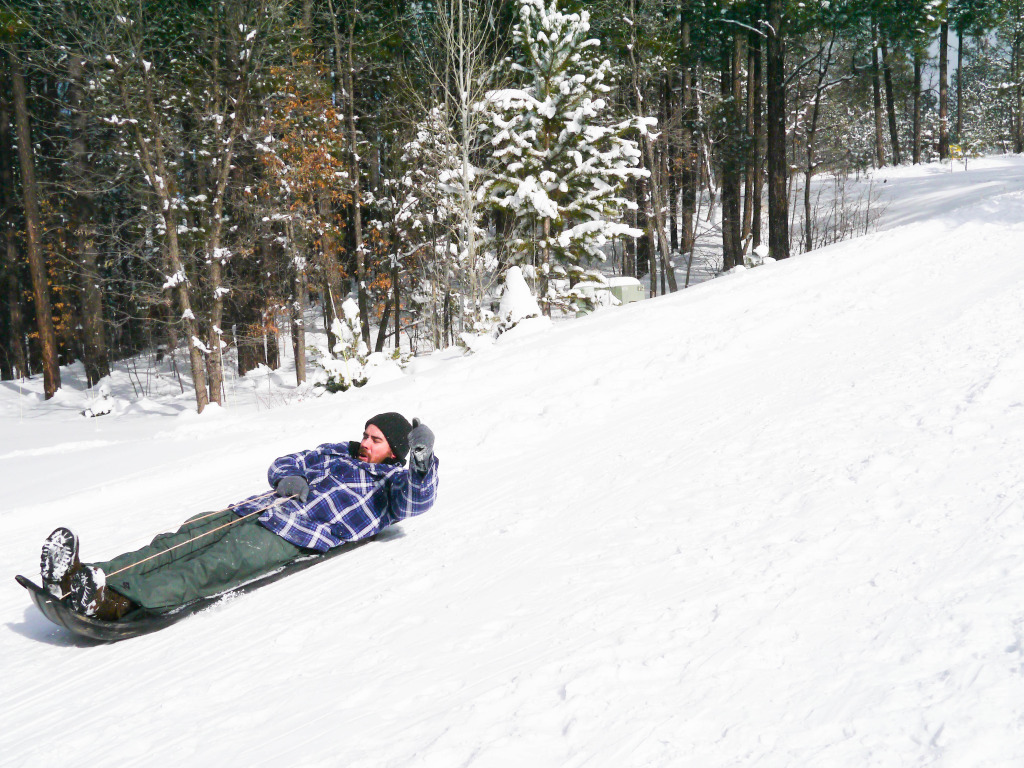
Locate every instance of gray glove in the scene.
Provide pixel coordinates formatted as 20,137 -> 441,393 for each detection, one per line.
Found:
275,475 -> 309,503
408,418 -> 435,475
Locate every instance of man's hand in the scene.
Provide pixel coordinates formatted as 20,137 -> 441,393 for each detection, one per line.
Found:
408,418 -> 435,475
275,475 -> 309,503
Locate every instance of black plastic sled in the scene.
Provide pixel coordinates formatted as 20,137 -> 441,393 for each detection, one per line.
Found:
16,537 -> 369,643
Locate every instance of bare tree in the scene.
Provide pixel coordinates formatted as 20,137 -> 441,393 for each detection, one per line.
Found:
326,0 -> 372,346
67,55 -> 111,387
678,9 -> 699,265
766,0 -> 789,260
880,35 -> 901,164
407,0 -> 506,331
939,18 -> 950,159
0,69 -> 28,380
627,0 -> 676,291
797,33 -> 860,253
81,0 -> 283,412
10,53 -> 60,397
871,24 -> 886,167
743,33 -> 763,251
912,48 -> 923,163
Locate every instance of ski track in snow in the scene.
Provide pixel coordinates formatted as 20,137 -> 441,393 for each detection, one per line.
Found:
3,157 -> 1024,767
0,440 -> 115,460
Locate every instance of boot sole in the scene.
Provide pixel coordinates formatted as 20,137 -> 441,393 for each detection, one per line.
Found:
40,528 -> 79,596
69,566 -> 105,616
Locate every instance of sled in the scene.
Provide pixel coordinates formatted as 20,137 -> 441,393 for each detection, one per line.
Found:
16,538 -> 367,643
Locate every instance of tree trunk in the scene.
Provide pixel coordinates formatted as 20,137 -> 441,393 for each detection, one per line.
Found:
163,213 -> 209,412
0,216 -> 28,380
720,35 -> 743,271
392,251 -> 401,348
0,75 -> 28,379
750,35 -> 764,251
913,50 -> 923,163
624,189 -> 637,279
1015,32 -> 1024,154
123,43 -> 209,412
741,36 -> 757,249
375,226 -> 401,353
643,177 -> 657,296
291,236 -> 307,386
871,31 -> 886,167
665,75 -> 679,254
642,134 -> 677,292
956,28 -> 964,143
804,39 -> 833,254
205,247 -> 225,406
541,214 -> 552,307
939,20 -> 950,159
237,315 -> 265,377
679,15 -> 697,262
236,238 -> 272,377
804,92 -> 822,253
881,37 -> 901,164
203,15 -> 253,408
659,141 -> 677,292
634,176 -> 651,283
168,220 -> 209,412
326,0 -> 370,344
374,296 -> 392,352
320,219 -> 344,355
266,311 -> 280,370
766,0 -> 789,260
338,0 -> 371,346
10,55 -> 60,397
67,56 -> 110,387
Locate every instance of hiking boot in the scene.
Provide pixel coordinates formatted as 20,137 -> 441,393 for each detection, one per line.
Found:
40,527 -> 82,597
69,565 -> 136,621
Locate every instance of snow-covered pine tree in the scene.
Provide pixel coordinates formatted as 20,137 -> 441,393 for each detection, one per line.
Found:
396,106 -> 488,348
312,298 -> 368,393
478,0 -> 647,312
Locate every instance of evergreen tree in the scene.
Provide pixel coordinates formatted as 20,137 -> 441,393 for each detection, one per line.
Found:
479,0 -> 647,311
995,0 -> 1024,152
395,105 -> 483,348
312,297 -> 368,392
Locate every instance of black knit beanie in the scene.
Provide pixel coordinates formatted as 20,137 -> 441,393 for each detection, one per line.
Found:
365,412 -> 412,462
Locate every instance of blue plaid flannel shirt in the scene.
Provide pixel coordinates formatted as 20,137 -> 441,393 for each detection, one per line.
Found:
231,441 -> 439,551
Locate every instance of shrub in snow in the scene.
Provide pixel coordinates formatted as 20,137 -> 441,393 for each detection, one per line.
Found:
457,305 -> 499,351
496,266 -> 541,335
745,244 -> 775,268
81,379 -> 128,418
82,381 -> 114,418
561,269 -> 611,313
311,298 -> 369,393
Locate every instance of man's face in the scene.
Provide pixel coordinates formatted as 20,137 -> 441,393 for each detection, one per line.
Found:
359,423 -> 395,464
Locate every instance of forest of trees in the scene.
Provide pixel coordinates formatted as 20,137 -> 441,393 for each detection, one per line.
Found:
1,0 -> 1022,411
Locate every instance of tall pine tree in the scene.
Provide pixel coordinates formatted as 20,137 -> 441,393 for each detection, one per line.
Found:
479,0 -> 647,310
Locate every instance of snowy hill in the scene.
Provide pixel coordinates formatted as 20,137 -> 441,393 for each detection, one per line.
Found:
3,156 -> 1024,767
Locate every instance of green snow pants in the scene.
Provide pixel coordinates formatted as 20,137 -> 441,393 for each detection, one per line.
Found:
94,511 -> 304,612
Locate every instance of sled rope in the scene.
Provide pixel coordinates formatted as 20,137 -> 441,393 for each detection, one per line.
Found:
174,493 -> 280,528
106,494 -> 285,577
168,490 -> 277,527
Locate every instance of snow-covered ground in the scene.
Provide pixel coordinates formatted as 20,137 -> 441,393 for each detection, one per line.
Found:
3,155 -> 1024,767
